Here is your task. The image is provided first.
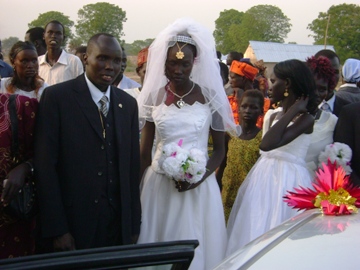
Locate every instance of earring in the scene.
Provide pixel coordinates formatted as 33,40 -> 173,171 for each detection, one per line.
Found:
284,88 -> 289,97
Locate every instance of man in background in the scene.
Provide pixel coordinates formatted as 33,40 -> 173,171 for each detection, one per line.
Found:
336,58 -> 360,103
226,51 -> 243,67
0,60 -> 13,79
38,20 -> 83,85
112,47 -> 141,90
334,101 -> 360,186
25,27 -> 47,56
0,40 -> 13,78
315,49 -> 349,116
74,45 -> 87,71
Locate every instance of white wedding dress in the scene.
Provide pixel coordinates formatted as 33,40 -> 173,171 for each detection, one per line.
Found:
226,120 -> 314,256
137,102 -> 227,270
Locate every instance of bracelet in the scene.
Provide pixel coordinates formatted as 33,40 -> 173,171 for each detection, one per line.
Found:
25,161 -> 34,175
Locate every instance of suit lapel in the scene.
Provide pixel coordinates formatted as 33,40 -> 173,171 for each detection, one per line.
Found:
73,75 -> 104,140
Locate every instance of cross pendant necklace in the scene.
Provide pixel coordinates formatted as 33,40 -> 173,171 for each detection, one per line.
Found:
166,82 -> 195,108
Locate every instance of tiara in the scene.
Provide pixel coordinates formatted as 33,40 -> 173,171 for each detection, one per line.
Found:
169,35 -> 196,46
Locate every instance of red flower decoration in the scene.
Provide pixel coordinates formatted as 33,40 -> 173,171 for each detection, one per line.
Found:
284,160 -> 360,215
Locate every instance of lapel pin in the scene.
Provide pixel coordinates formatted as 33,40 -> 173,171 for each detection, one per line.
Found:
118,103 -> 123,108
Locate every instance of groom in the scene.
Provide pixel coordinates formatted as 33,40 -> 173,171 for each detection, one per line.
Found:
34,33 -> 141,251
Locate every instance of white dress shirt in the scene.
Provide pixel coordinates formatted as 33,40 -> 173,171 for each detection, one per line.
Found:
85,74 -> 110,111
117,75 -> 141,90
38,50 -> 84,86
318,94 -> 335,112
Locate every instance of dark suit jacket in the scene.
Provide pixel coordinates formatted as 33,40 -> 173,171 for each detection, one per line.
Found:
34,74 -> 141,248
333,95 -> 350,117
334,102 -> 360,186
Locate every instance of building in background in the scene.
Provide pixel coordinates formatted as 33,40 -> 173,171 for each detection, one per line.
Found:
244,41 -> 335,77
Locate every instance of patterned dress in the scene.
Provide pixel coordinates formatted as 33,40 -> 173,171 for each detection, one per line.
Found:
221,131 -> 262,221
0,94 -> 38,258
228,94 -> 239,124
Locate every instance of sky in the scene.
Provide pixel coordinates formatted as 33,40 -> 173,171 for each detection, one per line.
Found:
1,0 -> 358,49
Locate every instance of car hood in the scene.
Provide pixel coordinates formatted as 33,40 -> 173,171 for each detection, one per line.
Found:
214,209 -> 360,269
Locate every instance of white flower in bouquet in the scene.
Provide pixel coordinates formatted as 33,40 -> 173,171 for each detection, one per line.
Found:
189,148 -> 206,162
185,148 -> 207,183
162,142 -> 181,157
174,150 -> 189,164
162,157 -> 183,179
186,160 -> 206,183
318,142 -> 352,175
160,139 -> 207,185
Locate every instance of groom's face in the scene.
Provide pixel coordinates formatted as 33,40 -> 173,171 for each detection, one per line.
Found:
84,35 -> 122,92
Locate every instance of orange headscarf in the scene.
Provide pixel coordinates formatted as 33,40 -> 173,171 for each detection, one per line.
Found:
137,47 -> 149,68
230,60 -> 259,81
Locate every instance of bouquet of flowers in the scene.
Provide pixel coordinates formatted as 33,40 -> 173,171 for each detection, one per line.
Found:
159,139 -> 207,184
284,161 -> 360,215
318,142 -> 352,175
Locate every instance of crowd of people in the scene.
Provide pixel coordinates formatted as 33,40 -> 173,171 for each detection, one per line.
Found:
0,17 -> 359,269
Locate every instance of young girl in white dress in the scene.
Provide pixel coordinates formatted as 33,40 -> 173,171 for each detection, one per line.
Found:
136,18 -> 240,270
226,59 -> 318,256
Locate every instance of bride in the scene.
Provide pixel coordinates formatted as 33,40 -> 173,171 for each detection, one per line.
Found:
136,18 -> 240,270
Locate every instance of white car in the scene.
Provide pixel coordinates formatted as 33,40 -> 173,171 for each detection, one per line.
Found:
214,209 -> 360,270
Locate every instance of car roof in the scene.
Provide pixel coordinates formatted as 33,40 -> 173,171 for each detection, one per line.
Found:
214,209 -> 360,270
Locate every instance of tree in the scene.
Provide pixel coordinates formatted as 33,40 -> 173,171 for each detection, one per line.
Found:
1,37 -> 20,59
214,6 -> 291,54
124,39 -> 154,56
28,11 -> 75,42
308,4 -> 360,62
237,5 -> 291,52
213,9 -> 244,54
75,2 -> 126,44
67,37 -> 84,53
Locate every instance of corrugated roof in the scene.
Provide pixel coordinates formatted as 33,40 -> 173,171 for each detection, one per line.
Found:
246,41 -> 335,62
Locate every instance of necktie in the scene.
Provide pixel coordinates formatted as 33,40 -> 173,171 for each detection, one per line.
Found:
100,96 -> 108,117
321,102 -> 331,112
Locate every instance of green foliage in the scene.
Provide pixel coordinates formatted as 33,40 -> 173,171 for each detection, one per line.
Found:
124,56 -> 136,73
308,3 -> 360,62
213,9 -> 244,54
75,2 -> 126,45
68,37 -> 84,53
238,5 -> 291,52
124,39 -> 154,56
214,5 -> 291,54
28,11 -> 74,42
1,37 -> 20,58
